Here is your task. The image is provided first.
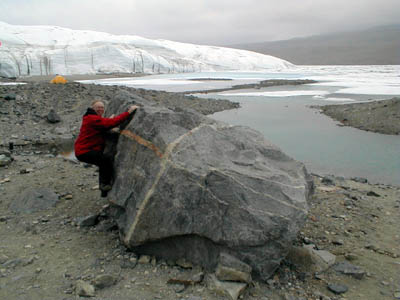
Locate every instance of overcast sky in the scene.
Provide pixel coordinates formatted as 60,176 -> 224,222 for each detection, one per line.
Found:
1,0 -> 399,45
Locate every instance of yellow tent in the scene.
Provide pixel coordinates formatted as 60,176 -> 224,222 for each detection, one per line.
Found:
50,75 -> 67,84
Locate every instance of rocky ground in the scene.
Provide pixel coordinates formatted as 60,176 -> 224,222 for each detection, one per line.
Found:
314,98 -> 400,135
0,79 -> 399,300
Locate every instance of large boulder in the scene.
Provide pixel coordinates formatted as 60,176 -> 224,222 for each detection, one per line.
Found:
106,91 -> 313,280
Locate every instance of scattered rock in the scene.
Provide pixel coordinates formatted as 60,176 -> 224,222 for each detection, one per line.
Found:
176,258 -> 193,269
0,150 -> 13,167
332,261 -> 365,279
365,243 -> 381,251
167,269 -> 204,286
327,283 -> 348,294
138,255 -> 151,264
92,274 -> 118,289
171,283 -> 186,293
206,274 -> 247,300
344,253 -> 359,261
321,176 -> 335,185
367,191 -> 381,197
4,93 -> 16,100
332,239 -> 344,245
75,214 -> 99,227
352,177 -> 368,183
215,252 -> 252,283
75,280 -> 95,297
0,254 -> 9,264
286,246 -> 336,273
47,109 -> 61,123
120,257 -> 138,269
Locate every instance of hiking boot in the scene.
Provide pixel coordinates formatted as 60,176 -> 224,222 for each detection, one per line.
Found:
100,184 -> 112,192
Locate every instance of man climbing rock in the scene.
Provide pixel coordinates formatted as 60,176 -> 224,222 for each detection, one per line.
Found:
74,100 -> 138,196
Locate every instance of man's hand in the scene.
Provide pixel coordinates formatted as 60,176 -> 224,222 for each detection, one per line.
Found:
128,105 -> 139,114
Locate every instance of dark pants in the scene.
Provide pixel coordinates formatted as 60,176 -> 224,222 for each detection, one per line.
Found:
76,151 -> 113,185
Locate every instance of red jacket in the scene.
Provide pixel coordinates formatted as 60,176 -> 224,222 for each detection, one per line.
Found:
74,108 -> 131,156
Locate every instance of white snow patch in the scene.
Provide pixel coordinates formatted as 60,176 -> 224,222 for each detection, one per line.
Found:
0,82 -> 26,86
219,90 -> 330,97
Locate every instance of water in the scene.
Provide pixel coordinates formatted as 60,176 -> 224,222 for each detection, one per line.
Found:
206,93 -> 400,185
81,65 -> 400,186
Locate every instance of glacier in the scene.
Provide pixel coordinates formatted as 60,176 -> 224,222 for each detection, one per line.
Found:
0,22 -> 293,78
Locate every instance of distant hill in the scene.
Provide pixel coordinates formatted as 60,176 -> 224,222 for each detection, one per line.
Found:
229,25 -> 400,65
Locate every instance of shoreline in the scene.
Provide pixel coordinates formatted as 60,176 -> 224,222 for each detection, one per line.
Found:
313,97 -> 400,135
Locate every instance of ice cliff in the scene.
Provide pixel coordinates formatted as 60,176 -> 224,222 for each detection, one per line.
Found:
0,22 -> 293,78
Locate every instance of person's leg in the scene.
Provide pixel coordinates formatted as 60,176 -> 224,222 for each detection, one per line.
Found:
98,154 -> 113,188
76,151 -> 113,190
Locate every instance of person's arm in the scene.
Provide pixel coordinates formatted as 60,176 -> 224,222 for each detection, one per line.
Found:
93,105 -> 139,129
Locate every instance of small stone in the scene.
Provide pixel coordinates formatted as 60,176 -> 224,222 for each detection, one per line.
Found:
92,274 -> 118,289
65,194 -> 73,200
75,214 -> 99,227
207,274 -> 247,300
0,177 -> 11,183
332,262 -> 365,279
344,253 -> 358,261
4,93 -> 16,101
176,258 -> 193,269
0,254 -> 9,264
332,239 -> 344,245
314,273 -> 325,280
365,243 -> 380,251
321,176 -> 335,185
187,296 -> 202,300
367,191 -> 380,197
327,283 -> 348,294
138,255 -> 151,264
130,257 -> 137,264
394,291 -> 400,299
75,280 -> 95,297
167,271 -> 204,286
47,109 -> 61,123
0,216 -> 10,222
352,177 -> 368,183
172,284 -> 186,293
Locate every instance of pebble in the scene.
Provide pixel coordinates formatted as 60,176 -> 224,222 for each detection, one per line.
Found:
332,261 -> 365,279
327,283 -> 348,294
75,280 -> 95,297
172,284 -> 186,293
344,253 -> 358,261
176,258 -> 193,269
332,239 -> 344,245
367,191 -> 381,197
138,255 -> 151,264
92,274 -> 118,289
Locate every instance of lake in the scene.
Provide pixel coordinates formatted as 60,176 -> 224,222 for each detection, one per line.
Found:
79,65 -> 400,186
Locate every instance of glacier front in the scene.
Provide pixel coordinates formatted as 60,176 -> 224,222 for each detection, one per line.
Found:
0,22 -> 293,78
